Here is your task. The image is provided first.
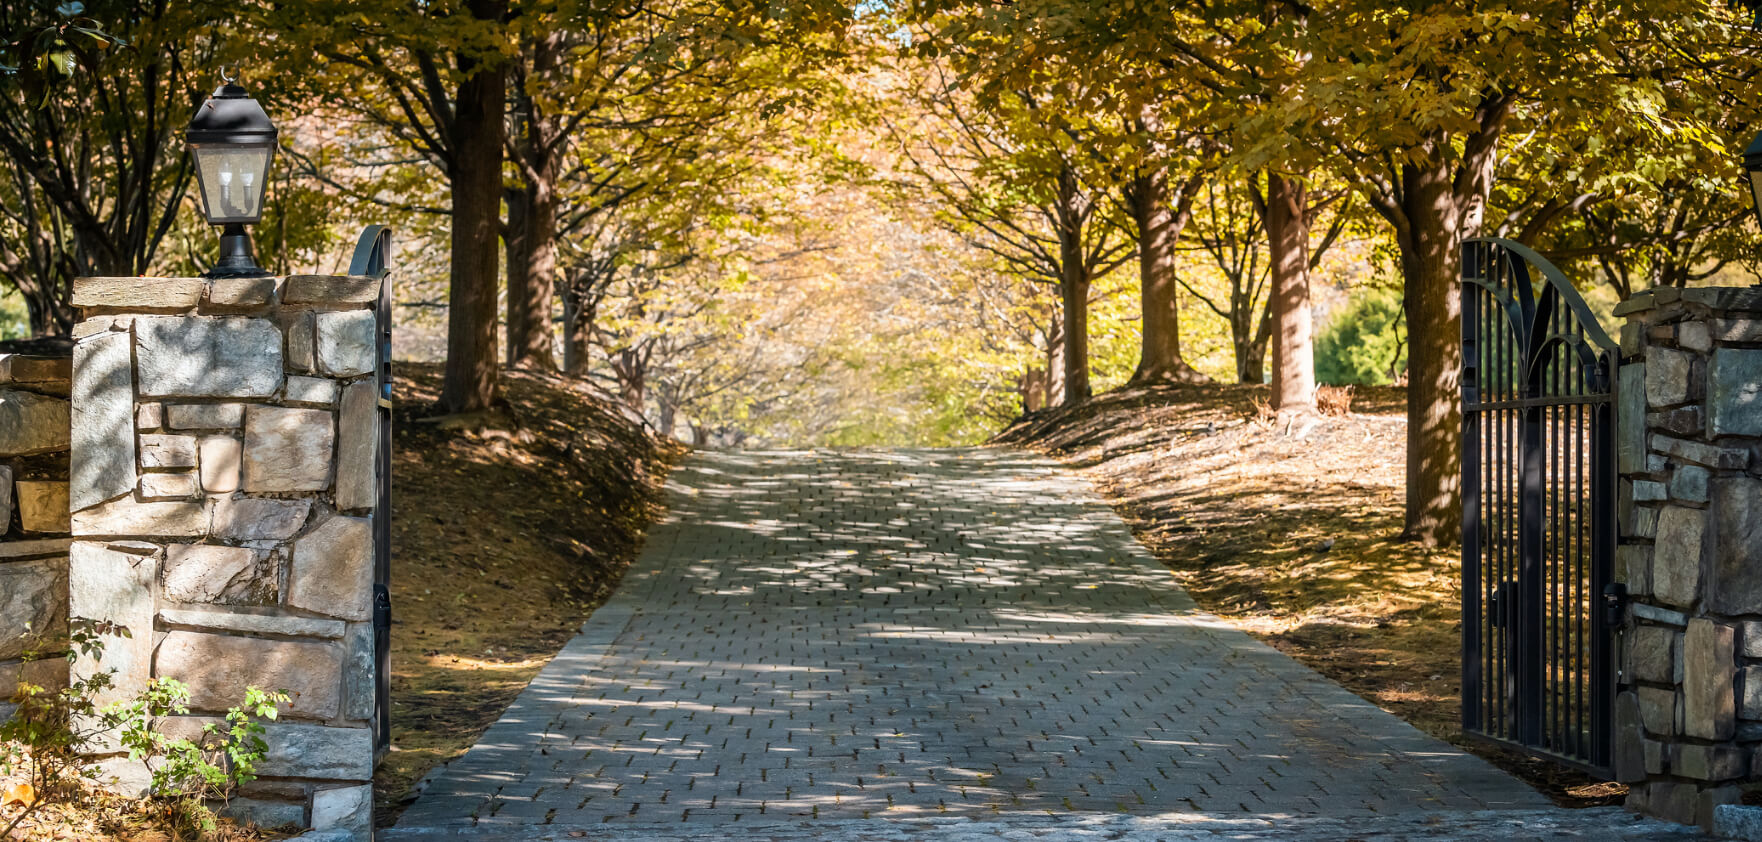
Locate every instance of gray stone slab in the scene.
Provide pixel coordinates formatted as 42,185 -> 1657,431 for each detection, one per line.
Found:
1711,347 -> 1762,437
135,316 -> 284,399
69,330 -> 131,511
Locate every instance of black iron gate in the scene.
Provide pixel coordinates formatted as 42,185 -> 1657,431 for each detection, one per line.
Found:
1460,237 -> 1620,776
349,224 -> 395,761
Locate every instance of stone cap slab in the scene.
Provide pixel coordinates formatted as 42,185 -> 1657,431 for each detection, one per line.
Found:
282,275 -> 382,307
1615,286 -> 1762,317
74,277 -> 205,312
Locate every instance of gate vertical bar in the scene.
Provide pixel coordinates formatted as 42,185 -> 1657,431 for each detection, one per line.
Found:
1590,351 -> 1617,768
1461,240 -> 1483,734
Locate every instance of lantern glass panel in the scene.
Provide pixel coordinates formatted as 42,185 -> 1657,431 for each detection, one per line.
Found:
193,144 -> 275,224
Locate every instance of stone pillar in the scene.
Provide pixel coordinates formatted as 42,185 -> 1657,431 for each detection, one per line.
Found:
0,344 -> 73,721
1612,286 -> 1762,829
68,274 -> 382,839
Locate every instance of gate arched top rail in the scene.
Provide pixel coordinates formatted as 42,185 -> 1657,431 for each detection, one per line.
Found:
1462,237 -> 1618,356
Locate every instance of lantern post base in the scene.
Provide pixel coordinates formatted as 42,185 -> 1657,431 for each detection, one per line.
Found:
206,223 -> 268,278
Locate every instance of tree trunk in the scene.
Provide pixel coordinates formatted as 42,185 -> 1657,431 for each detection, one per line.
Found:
1127,167 -> 1207,385
1022,367 -> 1046,413
1397,160 -> 1464,547
505,34 -> 562,371
1264,173 -> 1314,411
613,347 -> 645,411
1055,180 -> 1091,405
1045,320 -> 1065,406
440,17 -> 508,414
561,280 -> 594,377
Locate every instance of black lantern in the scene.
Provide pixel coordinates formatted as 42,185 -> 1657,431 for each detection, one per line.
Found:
186,76 -> 278,278
1744,130 -> 1762,230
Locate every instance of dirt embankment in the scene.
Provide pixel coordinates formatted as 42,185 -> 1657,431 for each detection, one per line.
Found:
995,383 -> 1622,807
376,365 -> 683,826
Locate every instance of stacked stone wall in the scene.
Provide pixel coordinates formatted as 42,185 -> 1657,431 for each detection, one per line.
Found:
0,345 -> 73,721
1613,286 -> 1762,828
69,274 -> 381,839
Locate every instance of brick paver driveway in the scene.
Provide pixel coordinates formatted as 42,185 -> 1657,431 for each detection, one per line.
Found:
391,449 -> 1695,839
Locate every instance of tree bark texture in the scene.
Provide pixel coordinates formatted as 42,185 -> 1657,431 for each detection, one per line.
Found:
440,5 -> 509,414
1396,159 -> 1465,547
1264,173 -> 1314,411
505,33 -> 563,371
1127,166 -> 1208,386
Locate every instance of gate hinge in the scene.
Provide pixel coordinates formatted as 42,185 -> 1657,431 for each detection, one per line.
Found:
1602,582 -> 1629,629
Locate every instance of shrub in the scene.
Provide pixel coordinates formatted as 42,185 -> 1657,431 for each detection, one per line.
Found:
1315,286 -> 1406,386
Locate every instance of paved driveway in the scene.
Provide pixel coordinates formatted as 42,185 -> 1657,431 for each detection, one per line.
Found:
392,449 -> 1686,838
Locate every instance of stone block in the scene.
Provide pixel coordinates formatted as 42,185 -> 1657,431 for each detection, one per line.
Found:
162,544 -> 273,605
1613,691 -> 1645,783
0,464 -> 10,532
1652,434 -> 1747,469
286,376 -> 339,406
1639,685 -> 1676,736
243,406 -> 333,492
207,496 -> 310,541
315,311 -> 376,378
71,316 -> 130,340
1681,321 -> 1712,352
1647,347 -> 1694,407
335,380 -> 377,512
155,631 -> 341,719
1743,665 -> 1762,720
1715,317 -> 1762,342
283,275 -> 380,305
1617,544 -> 1652,596
1634,506 -> 1660,539
1711,348 -> 1762,437
135,403 -> 161,430
1632,780 -> 1698,825
1646,739 -> 1665,774
1746,620 -> 1762,658
1633,480 -> 1668,502
135,316 -> 283,399
204,276 -> 276,309
16,481 -> 69,533
0,354 -> 70,386
0,657 -> 69,701
344,623 -> 373,721
255,723 -> 373,780
1713,805 -> 1762,842
68,542 -> 155,708
139,433 -> 198,469
1631,625 -> 1677,684
285,311 -> 315,373
72,497 -> 205,537
158,608 -> 342,639
1671,465 -> 1710,503
1,389 -> 71,458
198,435 -> 241,494
311,784 -> 373,834
218,798 -> 306,831
167,403 -> 244,430
0,537 -> 72,560
289,516 -> 373,621
72,276 -> 203,311
1709,477 -> 1762,616
138,472 -> 197,500
1653,506 -> 1705,609
0,557 -> 67,661
1619,363 -> 1647,474
1677,744 -> 1746,782
1649,406 -> 1703,436
1703,786 -> 1746,832
1685,618 -> 1738,740
90,756 -> 153,798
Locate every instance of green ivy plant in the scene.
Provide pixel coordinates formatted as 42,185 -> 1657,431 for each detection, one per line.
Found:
1,624 -> 288,838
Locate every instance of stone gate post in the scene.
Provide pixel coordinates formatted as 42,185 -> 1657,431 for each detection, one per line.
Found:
67,274 -> 384,839
1613,286 -> 1762,829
